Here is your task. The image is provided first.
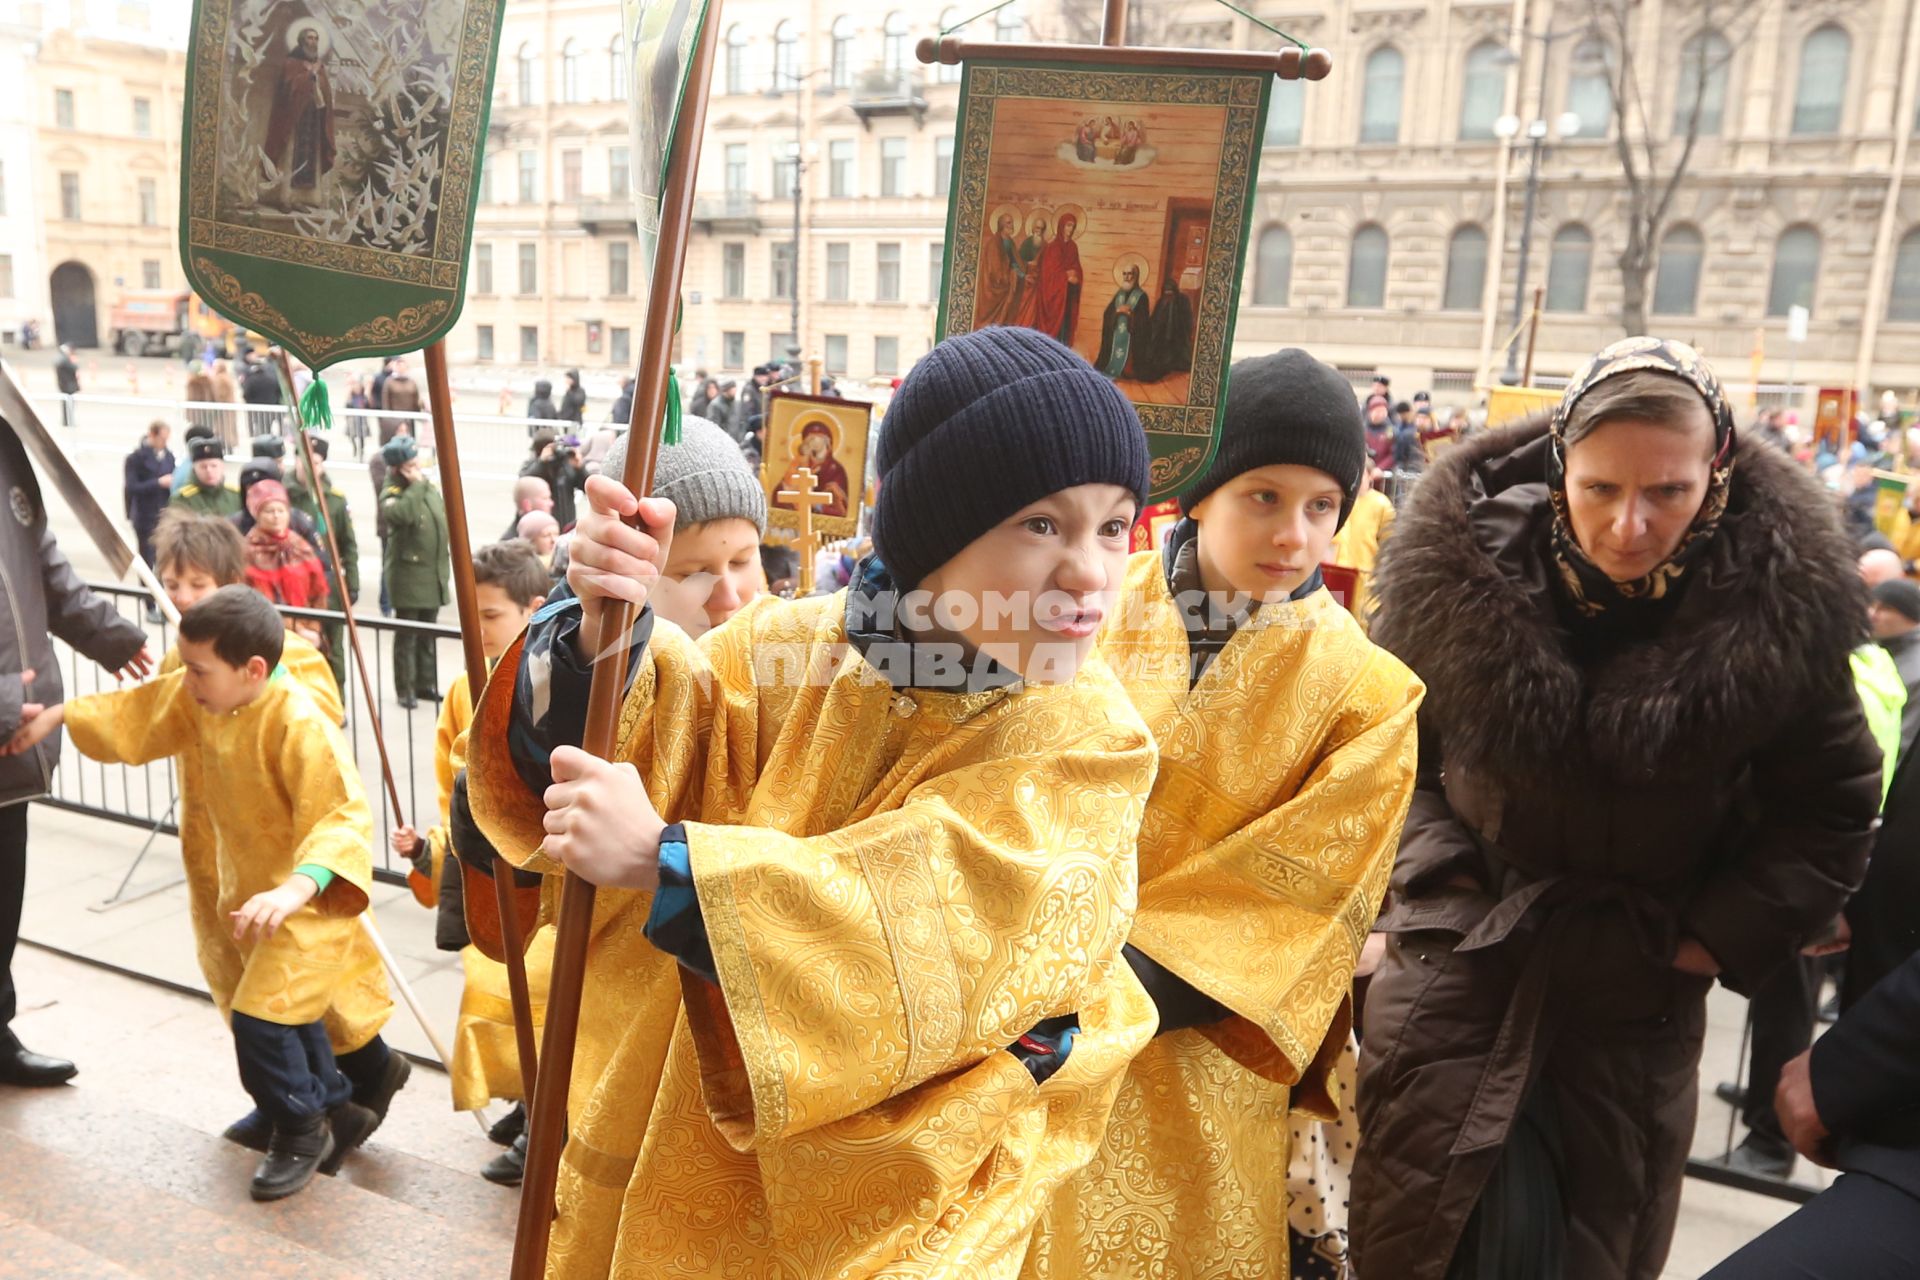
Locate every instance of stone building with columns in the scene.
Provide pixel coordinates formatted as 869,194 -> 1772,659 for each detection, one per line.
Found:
450,0 -> 1920,413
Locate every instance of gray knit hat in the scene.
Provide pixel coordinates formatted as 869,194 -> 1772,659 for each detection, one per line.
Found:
602,414 -> 767,535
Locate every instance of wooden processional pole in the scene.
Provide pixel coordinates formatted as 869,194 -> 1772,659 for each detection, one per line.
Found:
424,340 -> 540,1101
510,0 -> 728,1272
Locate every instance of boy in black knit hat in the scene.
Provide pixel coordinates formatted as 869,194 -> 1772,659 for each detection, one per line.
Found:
1024,347 -> 1426,1279
464,327 -> 1160,1277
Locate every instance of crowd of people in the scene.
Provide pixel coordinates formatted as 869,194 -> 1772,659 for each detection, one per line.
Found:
9,323 -> 1912,1278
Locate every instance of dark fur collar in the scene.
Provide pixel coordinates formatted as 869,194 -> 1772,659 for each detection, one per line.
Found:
1374,415 -> 1866,779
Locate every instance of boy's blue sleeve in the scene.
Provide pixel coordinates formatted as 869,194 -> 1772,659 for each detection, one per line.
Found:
642,824 -> 716,984
507,583 -> 654,801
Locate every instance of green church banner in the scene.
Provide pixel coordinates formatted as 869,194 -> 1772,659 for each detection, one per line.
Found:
178,0 -> 507,370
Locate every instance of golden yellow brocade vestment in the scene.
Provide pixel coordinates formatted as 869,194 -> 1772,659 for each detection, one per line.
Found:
1021,552 -> 1422,1280
424,671 -> 553,1110
66,668 -> 378,1026
153,639 -> 390,1048
468,593 -> 1159,1280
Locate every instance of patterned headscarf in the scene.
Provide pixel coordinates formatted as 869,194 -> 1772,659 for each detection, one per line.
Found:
1545,336 -> 1737,617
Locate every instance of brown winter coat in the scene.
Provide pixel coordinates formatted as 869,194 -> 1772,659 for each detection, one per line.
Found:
1351,418 -> 1881,1280
381,374 -> 422,444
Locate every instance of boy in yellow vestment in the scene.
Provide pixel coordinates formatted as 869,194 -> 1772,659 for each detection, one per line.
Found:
149,512 -> 404,1154
390,539 -> 551,1184
1023,348 -> 1424,1279
467,327 -> 1160,1279
7,587 -> 386,1200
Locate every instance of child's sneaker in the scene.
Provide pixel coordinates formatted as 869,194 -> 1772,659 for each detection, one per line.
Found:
250,1115 -> 334,1201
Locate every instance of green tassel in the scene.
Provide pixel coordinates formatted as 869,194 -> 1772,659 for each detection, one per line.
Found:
299,377 -> 333,433
662,369 -> 682,447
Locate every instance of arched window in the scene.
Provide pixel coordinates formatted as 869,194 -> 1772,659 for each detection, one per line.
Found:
1545,224 -> 1593,313
1768,225 -> 1821,316
560,40 -> 581,103
609,35 -> 629,101
773,20 -> 798,91
995,4 -> 1024,40
1443,225 -> 1488,311
937,9 -> 963,82
1674,30 -> 1730,137
1348,224 -> 1389,307
1360,47 -> 1403,144
831,16 -> 855,90
725,25 -> 748,96
516,44 -> 537,106
1565,39 -> 1611,138
1652,225 -> 1705,316
884,12 -> 909,76
1793,25 -> 1849,134
1890,229 -> 1920,321
1266,74 -> 1304,145
1254,226 -> 1292,305
1459,42 -> 1506,141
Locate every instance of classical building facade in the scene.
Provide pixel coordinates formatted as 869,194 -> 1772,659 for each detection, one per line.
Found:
444,0 -> 1920,410
24,0 -> 187,350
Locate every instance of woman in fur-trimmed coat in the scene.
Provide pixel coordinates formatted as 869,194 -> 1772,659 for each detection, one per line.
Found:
1350,338 -> 1882,1280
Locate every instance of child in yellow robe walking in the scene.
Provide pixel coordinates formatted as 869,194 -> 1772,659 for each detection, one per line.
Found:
1022,348 -> 1425,1280
6,587 -> 387,1200
466,327 -> 1161,1279
390,539 -> 552,1185
149,512 -> 405,1154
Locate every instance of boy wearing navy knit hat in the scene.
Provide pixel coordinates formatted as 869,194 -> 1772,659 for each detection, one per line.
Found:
464,326 -> 1161,1277
1025,348 -> 1425,1279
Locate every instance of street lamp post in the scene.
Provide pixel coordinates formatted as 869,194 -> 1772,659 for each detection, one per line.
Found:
1492,19 -> 1592,386
777,67 -> 828,370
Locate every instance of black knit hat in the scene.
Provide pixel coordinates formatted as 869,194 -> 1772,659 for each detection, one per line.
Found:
1873,578 -> 1920,624
871,327 -> 1150,589
1179,348 -> 1368,529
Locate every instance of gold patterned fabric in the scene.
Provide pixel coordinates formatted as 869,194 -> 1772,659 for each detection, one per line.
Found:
468,594 -> 1159,1280
1021,552 -> 1422,1280
67,668 -> 378,1028
424,671 -> 553,1110
155,639 -> 390,1049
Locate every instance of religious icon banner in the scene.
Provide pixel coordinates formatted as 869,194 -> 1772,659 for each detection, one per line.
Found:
762,392 -> 874,542
938,58 -> 1271,502
178,0 -> 508,370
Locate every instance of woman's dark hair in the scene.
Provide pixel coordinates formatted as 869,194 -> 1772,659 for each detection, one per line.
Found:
178,584 -> 285,670
1564,369 -> 1716,454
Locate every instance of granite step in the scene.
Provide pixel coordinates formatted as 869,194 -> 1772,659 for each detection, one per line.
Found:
0,1096 -> 511,1278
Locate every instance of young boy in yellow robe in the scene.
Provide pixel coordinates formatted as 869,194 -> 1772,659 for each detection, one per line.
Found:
6,587 -> 385,1200
1021,348 -> 1425,1279
465,327 -> 1160,1279
389,539 -> 551,1185
149,512 -> 405,1154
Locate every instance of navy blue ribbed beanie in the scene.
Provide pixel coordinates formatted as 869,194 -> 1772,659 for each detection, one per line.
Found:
1179,348 -> 1368,528
872,327 -> 1150,588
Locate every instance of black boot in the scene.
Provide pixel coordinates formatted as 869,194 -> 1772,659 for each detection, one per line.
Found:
319,1101 -> 379,1175
251,1114 -> 334,1201
0,1029 -> 77,1087
223,1107 -> 272,1152
482,1131 -> 527,1187
349,1049 -> 411,1131
488,1102 -> 526,1147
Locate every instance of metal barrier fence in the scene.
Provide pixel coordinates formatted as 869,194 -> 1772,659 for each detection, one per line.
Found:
39,581 -> 463,890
